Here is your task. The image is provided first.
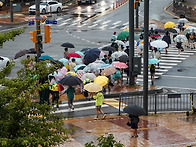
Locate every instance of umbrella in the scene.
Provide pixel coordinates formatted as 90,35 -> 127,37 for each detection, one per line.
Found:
75,51 -> 84,57
57,67 -> 67,75
164,21 -> 175,28
81,47 -> 91,52
14,50 -> 29,59
150,40 -> 168,48
58,75 -> 82,86
84,48 -> 101,64
84,82 -> 102,92
123,104 -> 146,116
102,46 -> 116,51
83,61 -> 103,74
99,51 -> 105,58
98,64 -> 110,69
49,71 -> 64,81
111,51 -> 128,59
81,73 -> 96,81
61,42 -> 75,48
178,18 -> 188,24
149,24 -> 157,29
119,55 -> 129,63
39,55 -> 54,60
115,40 -> 125,45
28,48 -> 44,54
50,60 -> 64,67
154,28 -> 166,33
50,83 -> 64,91
65,71 -> 76,76
76,70 -> 86,78
164,28 -> 177,33
117,31 -> 129,41
59,58 -> 68,66
101,66 -> 116,76
94,76 -> 108,86
67,52 -> 81,58
74,64 -> 86,71
113,62 -> 128,69
148,58 -> 159,65
125,40 -> 137,47
173,35 -> 187,43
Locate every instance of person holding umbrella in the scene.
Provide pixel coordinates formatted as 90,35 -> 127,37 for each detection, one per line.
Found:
162,31 -> 171,54
64,48 -> 69,59
127,115 -> 140,138
91,91 -> 106,120
149,63 -> 156,86
64,86 -> 75,112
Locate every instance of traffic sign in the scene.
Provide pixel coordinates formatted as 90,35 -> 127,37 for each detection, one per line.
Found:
28,21 -> 35,26
45,20 -> 57,25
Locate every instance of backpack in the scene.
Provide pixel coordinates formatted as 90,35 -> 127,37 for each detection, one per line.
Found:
115,70 -> 121,78
189,33 -> 195,40
150,64 -> 156,73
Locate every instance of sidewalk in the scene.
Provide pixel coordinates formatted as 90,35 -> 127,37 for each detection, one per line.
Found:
59,113 -> 196,147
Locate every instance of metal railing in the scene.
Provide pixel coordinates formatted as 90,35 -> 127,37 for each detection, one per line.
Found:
118,93 -> 193,115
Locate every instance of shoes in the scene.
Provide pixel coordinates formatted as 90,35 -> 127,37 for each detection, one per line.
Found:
71,105 -> 74,110
103,114 -> 106,119
68,108 -> 71,112
94,117 -> 98,120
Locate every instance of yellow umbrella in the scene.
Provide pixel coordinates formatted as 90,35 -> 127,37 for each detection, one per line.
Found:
164,21 -> 175,28
94,76 -> 108,86
84,82 -> 102,92
123,27 -> 129,32
65,71 -> 76,76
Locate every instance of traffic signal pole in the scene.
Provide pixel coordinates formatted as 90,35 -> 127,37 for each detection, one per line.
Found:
135,1 -> 139,28
35,0 -> 42,62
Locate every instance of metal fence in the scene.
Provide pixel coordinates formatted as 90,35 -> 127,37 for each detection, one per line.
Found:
118,93 -> 193,115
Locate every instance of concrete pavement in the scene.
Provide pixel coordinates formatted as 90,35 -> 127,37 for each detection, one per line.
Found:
59,113 -> 196,147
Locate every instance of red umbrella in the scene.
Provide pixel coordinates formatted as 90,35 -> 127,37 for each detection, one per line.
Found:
67,52 -> 81,58
113,62 -> 128,69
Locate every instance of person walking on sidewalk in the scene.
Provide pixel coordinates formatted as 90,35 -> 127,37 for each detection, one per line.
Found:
64,86 -> 75,112
149,64 -> 156,86
92,91 -> 106,120
127,115 -> 140,138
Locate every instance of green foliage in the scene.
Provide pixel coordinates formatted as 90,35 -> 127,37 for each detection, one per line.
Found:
85,134 -> 124,147
0,57 -> 69,147
0,28 -> 25,48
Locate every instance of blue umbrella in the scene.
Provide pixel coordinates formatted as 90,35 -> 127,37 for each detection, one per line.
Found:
98,64 -> 111,69
74,64 -> 86,71
154,28 -> 166,33
81,48 -> 91,52
39,55 -> 54,60
59,58 -> 68,66
149,58 -> 159,65
84,48 -> 101,64
75,51 -> 84,57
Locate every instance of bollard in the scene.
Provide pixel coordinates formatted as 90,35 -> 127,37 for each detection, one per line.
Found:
116,1 -> 118,8
113,2 -> 115,9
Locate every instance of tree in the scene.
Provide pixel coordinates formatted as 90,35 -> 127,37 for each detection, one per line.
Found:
0,58 -> 69,147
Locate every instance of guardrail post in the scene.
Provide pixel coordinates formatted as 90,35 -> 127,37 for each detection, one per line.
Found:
119,94 -> 122,116
155,92 -> 157,114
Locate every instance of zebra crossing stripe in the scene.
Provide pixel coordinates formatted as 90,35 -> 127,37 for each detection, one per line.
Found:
58,100 -> 96,107
88,24 -> 98,28
102,20 -> 111,25
159,59 -> 182,63
113,21 -> 122,25
103,99 -> 127,109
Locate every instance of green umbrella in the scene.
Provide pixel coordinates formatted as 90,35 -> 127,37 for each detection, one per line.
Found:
117,31 -> 129,41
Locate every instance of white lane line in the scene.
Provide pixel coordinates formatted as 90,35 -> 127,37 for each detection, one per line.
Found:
110,25 -> 119,29
99,24 -> 108,29
162,75 -> 196,79
113,21 -> 121,25
93,20 -> 102,23
58,100 -> 96,107
58,22 -> 68,26
56,18 -> 63,21
102,20 -> 111,25
88,24 -> 98,28
159,59 -> 182,63
54,104 -> 109,113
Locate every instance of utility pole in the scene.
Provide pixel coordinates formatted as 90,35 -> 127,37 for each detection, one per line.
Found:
129,0 -> 135,86
35,0 -> 42,62
10,0 -> 13,22
135,0 -> 139,28
143,0 -> 149,114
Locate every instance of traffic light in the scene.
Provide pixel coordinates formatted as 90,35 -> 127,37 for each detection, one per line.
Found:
44,25 -> 51,43
29,31 -> 37,43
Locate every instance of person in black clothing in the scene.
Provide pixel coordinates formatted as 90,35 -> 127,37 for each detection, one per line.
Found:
127,115 -> 140,138
149,64 -> 156,85
162,31 -> 171,54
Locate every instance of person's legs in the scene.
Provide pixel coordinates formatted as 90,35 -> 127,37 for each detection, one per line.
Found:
98,107 -> 106,119
178,48 -> 181,56
95,107 -> 99,119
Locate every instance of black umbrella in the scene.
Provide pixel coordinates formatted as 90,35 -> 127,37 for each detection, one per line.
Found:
61,42 -> 75,48
102,46 -> 115,51
119,55 -> 129,63
81,48 -> 91,52
164,28 -> 177,33
28,48 -> 44,54
123,104 -> 146,116
84,48 -> 101,64
14,50 -> 29,59
50,60 -> 64,68
58,75 -> 82,86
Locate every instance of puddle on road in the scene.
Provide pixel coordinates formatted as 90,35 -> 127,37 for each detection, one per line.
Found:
178,116 -> 196,123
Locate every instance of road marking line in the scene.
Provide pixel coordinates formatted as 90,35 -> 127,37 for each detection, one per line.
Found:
113,21 -> 121,25
162,75 -> 196,79
102,20 -> 111,24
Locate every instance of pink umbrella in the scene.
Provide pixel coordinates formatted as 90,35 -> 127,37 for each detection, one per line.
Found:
57,67 -> 67,75
67,52 -> 81,58
113,62 -> 128,69
76,70 -> 86,78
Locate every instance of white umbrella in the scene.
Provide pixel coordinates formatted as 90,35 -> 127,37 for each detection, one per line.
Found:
174,35 -> 187,43
124,40 -> 137,47
150,40 -> 168,48
149,24 -> 157,29
178,18 -> 188,24
115,40 -> 125,45
111,51 -> 128,59
81,73 -> 96,81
